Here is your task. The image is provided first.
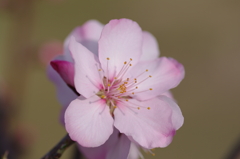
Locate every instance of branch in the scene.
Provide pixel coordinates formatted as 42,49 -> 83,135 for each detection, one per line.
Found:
41,134 -> 75,159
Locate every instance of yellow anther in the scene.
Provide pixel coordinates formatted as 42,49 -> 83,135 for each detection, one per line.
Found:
130,58 -> 132,61
132,92 -> 134,94
149,75 -> 152,78
134,78 -> 137,80
98,69 -> 102,71
124,61 -> 127,64
126,99 -> 128,102
114,106 -> 117,108
114,77 -> 117,79
118,96 -> 121,98
107,83 -> 111,86
152,153 -> 155,156
100,95 -> 106,99
137,107 -> 140,110
146,69 -> 148,72
135,81 -> 137,83
147,107 -> 151,110
135,86 -> 138,89
149,88 -> 153,90
107,57 -> 110,60
129,64 -> 132,66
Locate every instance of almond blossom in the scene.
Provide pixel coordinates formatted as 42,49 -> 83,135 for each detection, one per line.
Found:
65,18 -> 185,149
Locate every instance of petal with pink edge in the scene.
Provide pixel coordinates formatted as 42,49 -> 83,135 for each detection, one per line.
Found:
127,57 -> 185,101
140,31 -> 160,61
158,95 -> 184,130
69,36 -> 102,98
98,19 -> 143,80
50,60 -> 74,87
65,96 -> 114,147
114,97 -> 180,149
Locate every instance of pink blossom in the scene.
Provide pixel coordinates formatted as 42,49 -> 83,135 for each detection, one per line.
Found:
48,19 -> 184,158
64,19 -> 185,149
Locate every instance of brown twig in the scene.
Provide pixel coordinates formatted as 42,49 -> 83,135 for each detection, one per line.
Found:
41,134 -> 75,159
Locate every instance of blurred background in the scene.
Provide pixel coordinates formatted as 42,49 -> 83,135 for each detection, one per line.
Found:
0,0 -> 240,158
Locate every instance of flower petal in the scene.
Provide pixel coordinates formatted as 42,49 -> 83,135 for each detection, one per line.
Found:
79,127 -> 119,159
47,64 -> 77,107
158,95 -> 184,130
140,31 -> 160,61
50,60 -> 74,87
114,97 -> 180,149
106,133 -> 131,159
127,143 -> 143,159
69,36 -> 102,98
65,96 -> 114,147
63,20 -> 104,61
127,57 -> 185,101
98,19 -> 143,80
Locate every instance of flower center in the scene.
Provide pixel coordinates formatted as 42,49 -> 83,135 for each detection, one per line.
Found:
96,58 -> 153,114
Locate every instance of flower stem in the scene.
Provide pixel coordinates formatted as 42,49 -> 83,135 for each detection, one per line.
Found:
41,134 -> 75,159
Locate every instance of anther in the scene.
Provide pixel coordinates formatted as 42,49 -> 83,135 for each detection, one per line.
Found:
146,69 -> 148,72
129,64 -> 132,66
149,88 -> 153,90
114,106 -> 117,108
107,57 -> 110,60
149,75 -> 152,78
132,92 -> 134,94
124,61 -> 127,64
137,107 -> 140,110
98,69 -> 102,71
147,107 -> 151,110
126,99 -> 128,101
135,87 -> 138,89
130,58 -> 132,61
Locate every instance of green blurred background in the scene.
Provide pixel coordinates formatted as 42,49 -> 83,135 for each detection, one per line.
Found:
0,0 -> 240,158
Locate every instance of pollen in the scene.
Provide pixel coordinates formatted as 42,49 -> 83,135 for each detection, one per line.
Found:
137,107 -> 140,110
149,75 -> 152,78
126,99 -> 129,101
149,88 -> 153,90
114,106 -> 117,108
146,69 -> 148,72
100,95 -> 106,99
130,58 -> 132,61
107,83 -> 111,86
147,107 -> 151,110
107,57 -> 110,60
124,61 -> 127,64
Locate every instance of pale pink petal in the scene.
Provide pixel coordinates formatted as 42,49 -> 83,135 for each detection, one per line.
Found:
98,19 -> 143,80
140,31 -> 160,61
106,134 -> 131,159
162,91 -> 174,99
69,36 -> 102,98
47,65 -> 77,107
159,95 -> 184,130
64,20 -> 103,57
79,128 -> 119,159
65,96 -> 114,147
127,57 -> 185,101
114,97 -> 180,149
50,60 -> 74,87
127,143 -> 144,159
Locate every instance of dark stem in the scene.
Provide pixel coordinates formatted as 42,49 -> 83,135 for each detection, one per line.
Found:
41,134 -> 75,159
